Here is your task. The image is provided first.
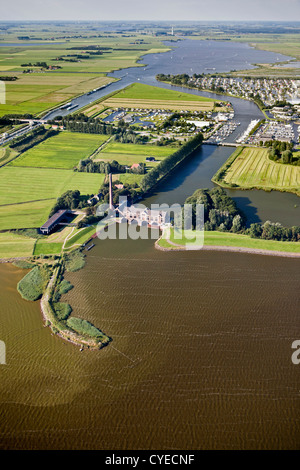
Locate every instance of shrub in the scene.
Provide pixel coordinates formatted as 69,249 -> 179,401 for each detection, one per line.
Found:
67,317 -> 107,340
64,250 -> 86,272
58,279 -> 74,295
17,266 -> 51,301
53,302 -> 72,321
13,260 -> 36,269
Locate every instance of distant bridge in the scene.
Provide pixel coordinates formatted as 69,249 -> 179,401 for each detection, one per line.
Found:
205,141 -> 240,147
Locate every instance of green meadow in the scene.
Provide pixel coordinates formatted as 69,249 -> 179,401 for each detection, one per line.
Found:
213,147 -> 300,195
0,200 -> 55,231
111,83 -> 215,102
11,132 -> 110,169
0,167 -> 104,205
0,32 -> 170,117
0,231 -> 36,258
33,240 -> 63,255
159,229 -> 300,254
96,142 -> 174,167
0,167 -> 105,230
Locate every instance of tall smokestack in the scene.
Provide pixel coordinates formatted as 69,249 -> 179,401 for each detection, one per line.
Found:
109,172 -> 113,209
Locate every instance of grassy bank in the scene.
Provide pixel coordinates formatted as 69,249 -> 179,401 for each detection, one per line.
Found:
157,229 -> 300,255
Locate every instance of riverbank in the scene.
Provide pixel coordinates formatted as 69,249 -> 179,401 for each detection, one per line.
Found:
156,230 -> 300,257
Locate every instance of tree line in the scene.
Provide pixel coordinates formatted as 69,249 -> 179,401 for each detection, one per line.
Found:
140,132 -> 203,193
185,187 -> 300,242
267,140 -> 299,165
10,127 -> 58,153
77,158 -> 146,175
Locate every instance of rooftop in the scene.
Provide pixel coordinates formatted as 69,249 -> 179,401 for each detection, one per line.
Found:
40,209 -> 68,230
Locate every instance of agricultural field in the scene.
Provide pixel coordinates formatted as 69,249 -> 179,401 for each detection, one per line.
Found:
214,147 -> 300,195
0,167 -> 104,205
95,141 -> 174,167
102,83 -> 217,111
0,30 -> 171,117
10,131 -> 110,169
0,146 -> 19,166
113,173 -> 145,185
33,240 -> 63,255
0,73 -> 114,117
0,200 -> 55,231
0,167 -> 105,230
0,231 -> 36,259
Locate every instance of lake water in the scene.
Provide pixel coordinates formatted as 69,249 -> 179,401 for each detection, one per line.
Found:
0,239 -> 299,450
0,38 -> 299,450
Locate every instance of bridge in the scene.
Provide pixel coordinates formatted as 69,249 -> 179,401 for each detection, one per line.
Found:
205,141 -> 240,147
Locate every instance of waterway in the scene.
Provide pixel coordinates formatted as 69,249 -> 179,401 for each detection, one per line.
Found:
44,39 -> 300,226
0,38 -> 299,451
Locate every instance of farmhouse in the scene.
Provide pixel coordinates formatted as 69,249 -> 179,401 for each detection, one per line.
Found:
40,209 -> 68,235
87,193 -> 103,205
131,163 -> 141,170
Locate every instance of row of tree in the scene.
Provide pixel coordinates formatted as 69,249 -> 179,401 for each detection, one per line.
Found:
10,127 -> 58,153
140,132 -> 203,193
49,190 -> 87,217
77,158 -> 146,175
52,115 -> 148,143
247,221 -> 300,242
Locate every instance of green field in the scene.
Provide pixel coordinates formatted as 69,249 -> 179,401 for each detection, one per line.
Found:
96,142 -> 174,167
102,83 -> 217,111
0,167 -> 105,229
0,231 -> 36,258
10,132 -> 110,169
0,74 -> 115,117
0,147 -> 19,166
0,29 -> 171,117
33,240 -> 63,255
0,200 -> 55,231
0,167 -> 104,205
159,229 -> 300,254
115,173 -> 145,185
110,83 -> 215,102
213,147 -> 300,195
63,225 -> 97,250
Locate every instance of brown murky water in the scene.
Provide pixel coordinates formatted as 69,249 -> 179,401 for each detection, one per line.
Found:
0,238 -> 299,450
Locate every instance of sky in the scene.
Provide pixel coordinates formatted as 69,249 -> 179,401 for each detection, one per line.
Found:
1,0 -> 300,22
